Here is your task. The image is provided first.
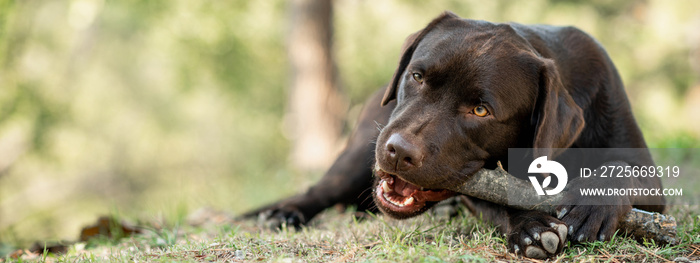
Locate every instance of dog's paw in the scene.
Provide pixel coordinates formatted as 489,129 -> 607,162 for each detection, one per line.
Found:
556,204 -> 630,243
256,206 -> 306,231
556,174 -> 633,243
508,211 -> 568,259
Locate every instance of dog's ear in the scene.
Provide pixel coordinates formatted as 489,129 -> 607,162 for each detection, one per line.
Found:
381,11 -> 460,106
532,59 -> 585,158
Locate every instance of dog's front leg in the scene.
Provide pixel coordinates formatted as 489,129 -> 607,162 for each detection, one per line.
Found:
461,196 -> 568,259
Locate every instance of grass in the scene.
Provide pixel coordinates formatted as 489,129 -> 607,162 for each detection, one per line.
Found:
3,204 -> 699,262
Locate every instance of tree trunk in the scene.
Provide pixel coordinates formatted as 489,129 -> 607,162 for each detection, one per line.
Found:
287,0 -> 346,171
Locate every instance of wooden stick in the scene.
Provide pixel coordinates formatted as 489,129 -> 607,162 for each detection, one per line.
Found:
447,165 -> 678,245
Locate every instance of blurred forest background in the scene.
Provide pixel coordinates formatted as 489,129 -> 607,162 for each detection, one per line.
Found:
1,0 -> 699,246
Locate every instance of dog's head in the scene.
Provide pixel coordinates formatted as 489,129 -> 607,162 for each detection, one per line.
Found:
374,12 -> 585,218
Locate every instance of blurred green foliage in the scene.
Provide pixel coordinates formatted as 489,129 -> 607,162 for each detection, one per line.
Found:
0,0 -> 698,245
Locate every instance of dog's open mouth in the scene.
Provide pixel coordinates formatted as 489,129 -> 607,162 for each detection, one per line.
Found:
374,169 -> 456,214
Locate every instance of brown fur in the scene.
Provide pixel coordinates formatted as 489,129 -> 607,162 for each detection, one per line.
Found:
245,11 -> 665,259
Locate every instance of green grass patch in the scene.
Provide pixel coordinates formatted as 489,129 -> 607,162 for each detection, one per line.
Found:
4,205 -> 699,262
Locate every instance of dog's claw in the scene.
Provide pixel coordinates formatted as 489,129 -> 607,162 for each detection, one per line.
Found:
557,208 -> 567,219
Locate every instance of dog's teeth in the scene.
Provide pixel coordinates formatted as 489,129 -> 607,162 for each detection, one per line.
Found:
420,187 -> 425,191
382,180 -> 392,193
384,194 -> 409,207
404,196 -> 415,206
385,194 -> 398,206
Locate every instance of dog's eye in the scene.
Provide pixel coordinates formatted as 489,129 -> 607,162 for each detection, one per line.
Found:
412,73 -> 423,83
473,105 -> 489,117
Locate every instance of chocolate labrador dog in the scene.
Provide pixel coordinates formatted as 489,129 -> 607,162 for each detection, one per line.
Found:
246,12 -> 665,259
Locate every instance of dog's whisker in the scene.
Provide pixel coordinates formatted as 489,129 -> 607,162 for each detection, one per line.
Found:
374,121 -> 386,132
368,139 -> 378,146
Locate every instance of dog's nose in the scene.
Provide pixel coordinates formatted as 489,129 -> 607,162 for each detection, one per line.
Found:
385,133 -> 423,170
